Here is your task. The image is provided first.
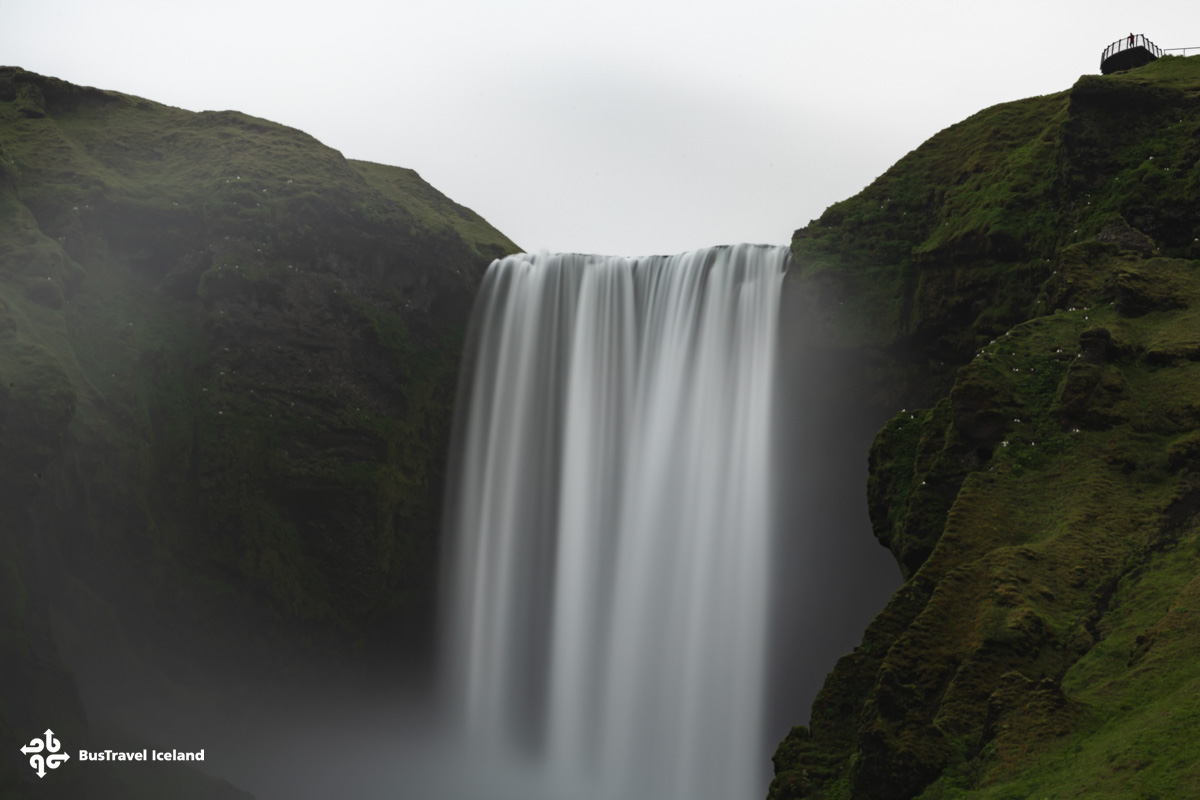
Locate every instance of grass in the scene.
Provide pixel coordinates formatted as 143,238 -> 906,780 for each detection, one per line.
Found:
772,55 -> 1200,800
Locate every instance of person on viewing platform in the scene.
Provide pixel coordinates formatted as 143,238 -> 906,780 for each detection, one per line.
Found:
1129,32 -> 1135,47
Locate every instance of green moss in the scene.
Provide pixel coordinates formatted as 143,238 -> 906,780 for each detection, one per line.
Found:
789,57 -> 1200,375
775,55 -> 1200,800
350,159 -> 519,263
0,66 -> 519,749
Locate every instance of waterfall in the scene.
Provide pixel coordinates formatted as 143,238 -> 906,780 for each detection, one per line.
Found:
443,243 -> 787,800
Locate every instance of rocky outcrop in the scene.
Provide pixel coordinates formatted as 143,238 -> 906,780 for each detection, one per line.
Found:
773,56 -> 1200,799
0,67 -> 517,796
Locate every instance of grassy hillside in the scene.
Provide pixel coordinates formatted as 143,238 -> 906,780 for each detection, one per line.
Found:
0,66 -> 517,796
772,56 -> 1200,799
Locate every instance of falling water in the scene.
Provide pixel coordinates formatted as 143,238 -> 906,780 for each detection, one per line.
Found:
443,243 -> 787,800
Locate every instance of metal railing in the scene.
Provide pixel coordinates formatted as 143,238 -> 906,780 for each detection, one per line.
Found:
1101,33 -> 1164,69
1164,46 -> 1200,56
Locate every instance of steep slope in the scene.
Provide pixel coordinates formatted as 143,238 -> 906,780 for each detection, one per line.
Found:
772,56 -> 1200,799
0,67 -> 517,795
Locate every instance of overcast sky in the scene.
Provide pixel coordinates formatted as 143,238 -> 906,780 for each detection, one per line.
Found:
3,1 -> 1196,256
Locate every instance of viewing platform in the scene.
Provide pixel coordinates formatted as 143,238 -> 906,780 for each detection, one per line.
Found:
1101,34 -> 1162,75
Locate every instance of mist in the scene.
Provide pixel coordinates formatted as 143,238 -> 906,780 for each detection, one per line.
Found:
766,273 -> 903,744
43,252 -> 903,800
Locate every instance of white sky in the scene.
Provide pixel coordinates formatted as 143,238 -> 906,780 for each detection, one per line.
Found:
3,1 -> 1196,256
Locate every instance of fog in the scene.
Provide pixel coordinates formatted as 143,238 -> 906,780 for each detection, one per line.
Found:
48,253 -> 903,800
766,273 -> 903,742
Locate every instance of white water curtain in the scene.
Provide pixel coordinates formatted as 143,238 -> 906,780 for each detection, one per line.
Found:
444,244 -> 787,800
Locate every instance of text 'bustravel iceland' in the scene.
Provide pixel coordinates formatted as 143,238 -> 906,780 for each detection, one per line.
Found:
19,728 -> 205,779
79,749 -> 206,761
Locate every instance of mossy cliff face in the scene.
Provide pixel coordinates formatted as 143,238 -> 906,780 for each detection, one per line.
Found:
0,67 -> 516,792
772,56 -> 1200,799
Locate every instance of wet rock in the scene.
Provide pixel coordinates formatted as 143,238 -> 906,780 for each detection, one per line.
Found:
1077,326 -> 1113,363
1094,218 -> 1158,256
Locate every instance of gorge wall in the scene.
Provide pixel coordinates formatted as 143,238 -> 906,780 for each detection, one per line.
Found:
771,55 -> 1200,799
0,66 -> 516,798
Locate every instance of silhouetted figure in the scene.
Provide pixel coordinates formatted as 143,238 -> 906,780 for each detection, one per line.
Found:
1102,33 -> 1160,74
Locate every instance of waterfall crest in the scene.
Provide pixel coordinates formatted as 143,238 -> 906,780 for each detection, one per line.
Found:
444,243 -> 787,800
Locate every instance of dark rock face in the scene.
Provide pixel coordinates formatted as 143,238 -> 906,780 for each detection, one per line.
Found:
772,57 -> 1200,799
0,67 -> 517,795
1093,218 -> 1158,256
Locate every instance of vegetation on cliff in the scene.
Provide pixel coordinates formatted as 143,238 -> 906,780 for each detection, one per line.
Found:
0,66 -> 516,796
772,55 -> 1200,799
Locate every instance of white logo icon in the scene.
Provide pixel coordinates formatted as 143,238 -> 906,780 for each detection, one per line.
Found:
20,729 -> 71,778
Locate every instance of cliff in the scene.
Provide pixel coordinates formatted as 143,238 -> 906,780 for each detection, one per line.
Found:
0,67 -> 516,796
772,56 -> 1200,798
